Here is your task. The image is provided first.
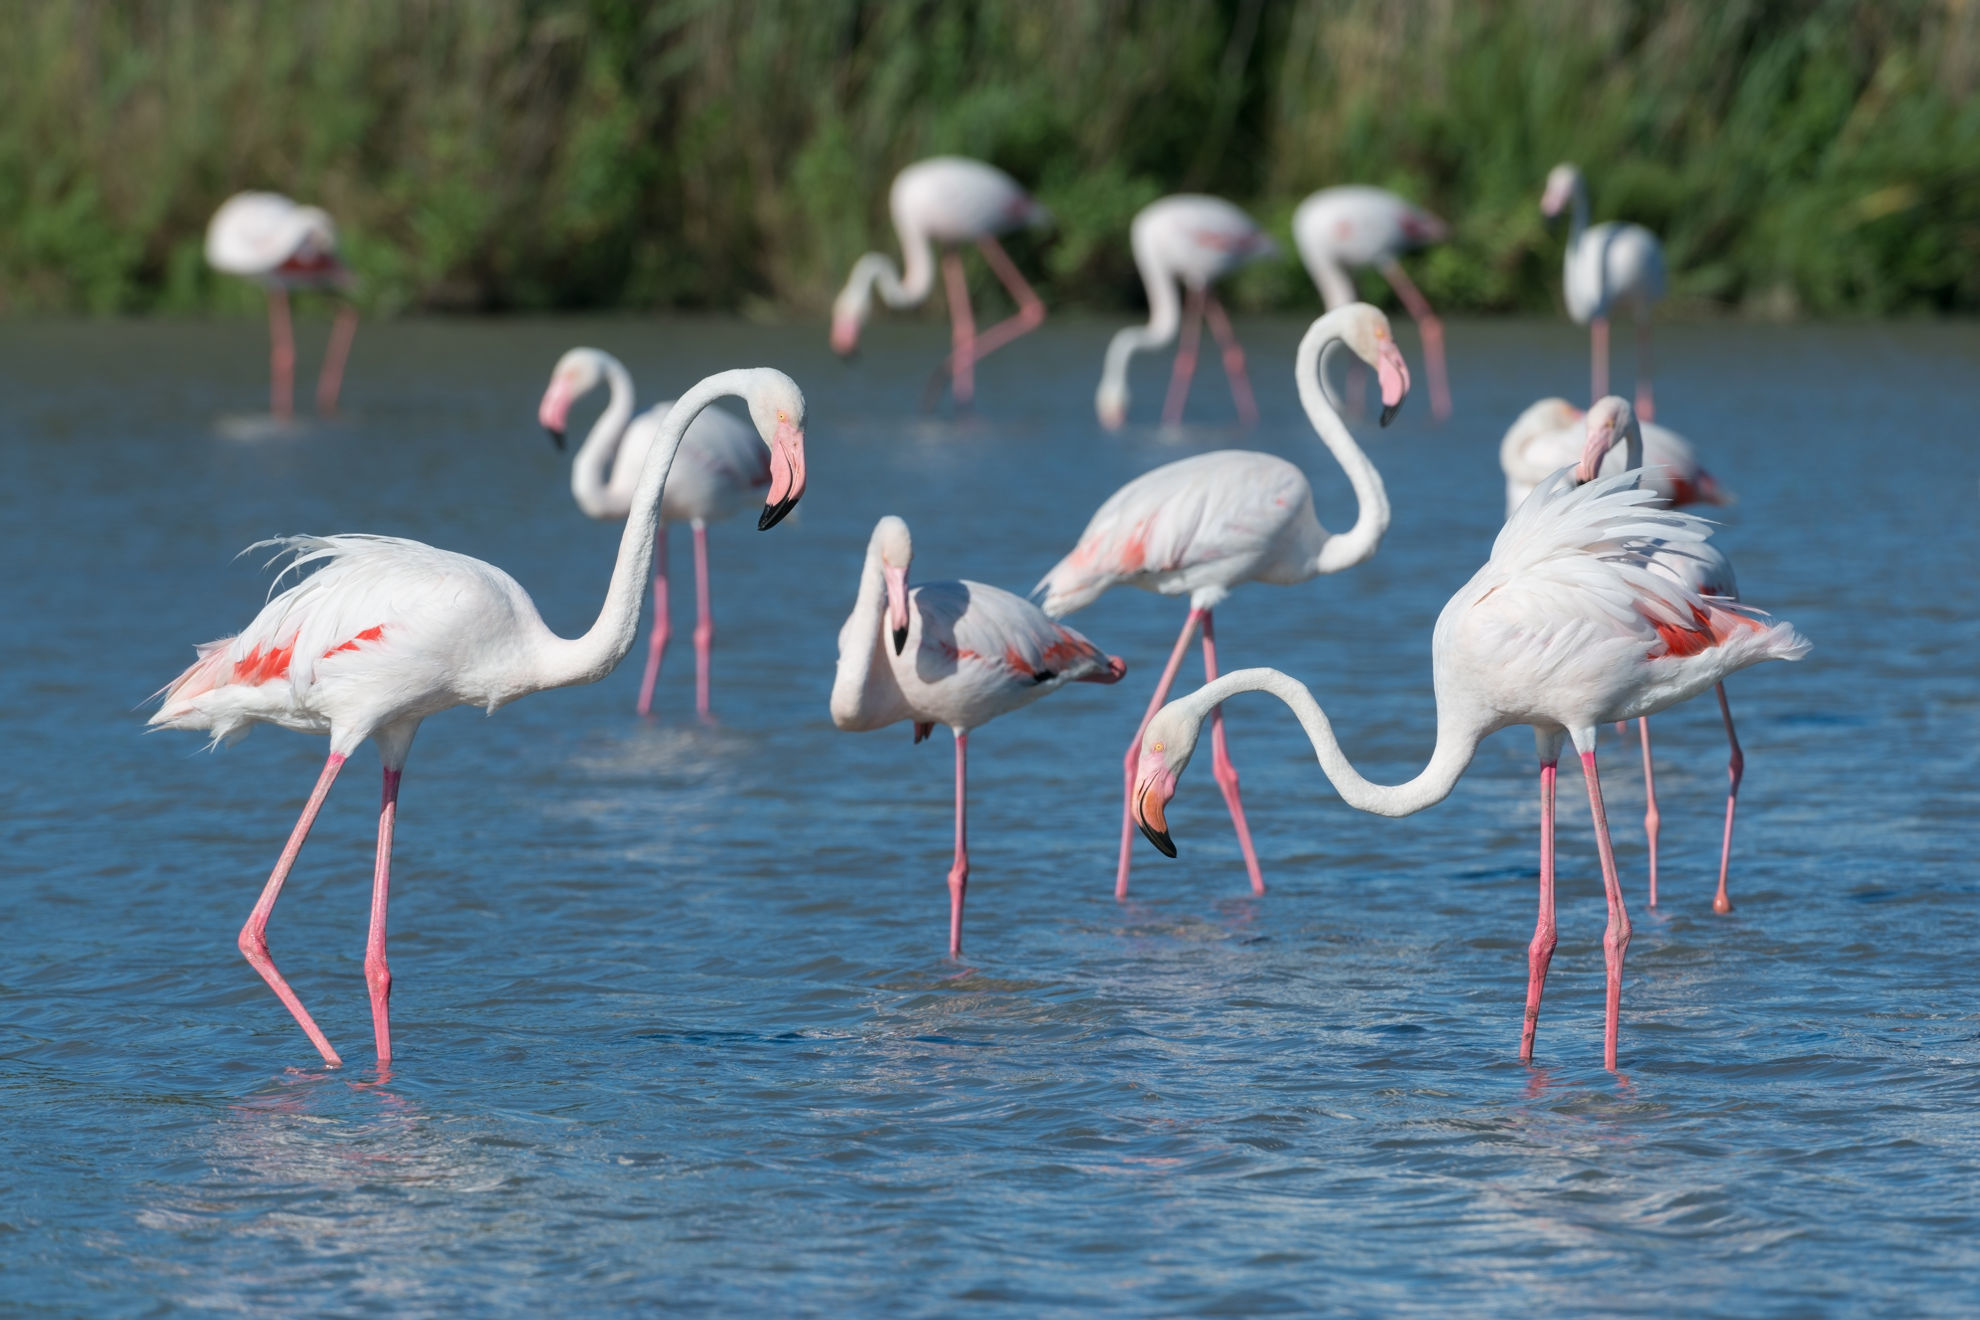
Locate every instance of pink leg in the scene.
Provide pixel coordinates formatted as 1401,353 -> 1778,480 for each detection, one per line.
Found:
238,752 -> 346,1066
1379,258 -> 1450,421
942,249 -> 976,405
1713,684 -> 1743,914
949,731 -> 969,957
1590,316 -> 1610,405
1580,750 -> 1632,1072
636,528 -> 670,716
1634,316 -> 1655,423
267,287 -> 295,419
1201,293 -> 1259,427
366,766 -> 401,1066
316,302 -> 359,416
1118,607 -> 1207,899
1199,610 -> 1264,894
1161,286 -> 1205,425
692,523 -> 714,723
966,236 -> 1047,362
1639,717 -> 1661,907
1520,760 -> 1559,1063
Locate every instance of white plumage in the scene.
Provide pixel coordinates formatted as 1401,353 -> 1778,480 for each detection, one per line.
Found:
1499,396 -> 1729,516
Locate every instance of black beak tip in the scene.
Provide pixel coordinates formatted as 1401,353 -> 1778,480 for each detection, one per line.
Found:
544,426 -> 566,451
758,496 -> 796,531
1136,816 -> 1177,859
1379,401 -> 1402,428
891,626 -> 908,655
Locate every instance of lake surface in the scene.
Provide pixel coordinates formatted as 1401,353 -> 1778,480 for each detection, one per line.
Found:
1,313 -> 1976,1316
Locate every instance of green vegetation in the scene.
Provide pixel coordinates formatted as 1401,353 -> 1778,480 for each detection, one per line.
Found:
3,0 -> 1976,317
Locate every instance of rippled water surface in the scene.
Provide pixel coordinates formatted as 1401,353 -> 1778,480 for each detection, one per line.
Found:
2,315 -> 1977,1316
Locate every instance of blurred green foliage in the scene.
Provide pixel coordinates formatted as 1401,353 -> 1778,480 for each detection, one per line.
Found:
2,0 -> 1976,317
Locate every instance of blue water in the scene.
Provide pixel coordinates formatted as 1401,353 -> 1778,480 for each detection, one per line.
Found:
2,315 -> 1976,1316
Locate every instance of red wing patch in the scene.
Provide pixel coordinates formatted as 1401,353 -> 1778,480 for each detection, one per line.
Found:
1648,605 -> 1761,659
232,638 -> 296,685
324,625 -> 387,658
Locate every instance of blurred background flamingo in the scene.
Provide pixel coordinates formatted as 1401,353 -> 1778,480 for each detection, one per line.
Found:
205,191 -> 359,419
1541,163 -> 1667,420
1498,396 -> 1730,515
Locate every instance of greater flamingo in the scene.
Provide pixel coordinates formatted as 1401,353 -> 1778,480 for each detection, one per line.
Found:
148,369 -> 809,1067
1541,164 -> 1667,420
831,516 -> 1125,956
205,192 -> 360,420
1130,472 -> 1807,1070
537,347 -> 772,720
831,156 -> 1050,407
1499,397 -> 1730,516
1043,303 -> 1409,899
1095,194 -> 1277,429
1293,186 -> 1452,420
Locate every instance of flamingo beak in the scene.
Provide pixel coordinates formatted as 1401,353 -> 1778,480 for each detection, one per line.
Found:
884,564 -> 910,654
830,315 -> 860,358
1575,419 -> 1616,485
759,421 -> 808,530
1132,772 -> 1177,858
1376,337 -> 1411,427
538,378 -> 574,450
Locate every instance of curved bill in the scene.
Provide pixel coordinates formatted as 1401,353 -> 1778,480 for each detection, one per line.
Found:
1376,337 -> 1412,428
885,564 -> 910,654
1133,780 -> 1177,858
759,421 -> 808,530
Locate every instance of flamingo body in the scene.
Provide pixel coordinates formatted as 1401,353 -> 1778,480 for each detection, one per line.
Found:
207,191 -> 358,417
890,157 -> 1044,245
1500,398 -> 1729,515
1542,164 -> 1667,418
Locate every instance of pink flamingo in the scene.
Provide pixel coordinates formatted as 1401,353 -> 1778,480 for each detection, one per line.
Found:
1541,164 -> 1667,421
1130,470 -> 1807,1070
831,156 -> 1050,407
832,516 -> 1126,956
148,369 -> 809,1068
1094,195 -> 1277,429
1043,304 -> 1409,899
1293,186 -> 1453,420
537,348 -> 771,720
1499,397 -> 1731,516
205,192 -> 360,420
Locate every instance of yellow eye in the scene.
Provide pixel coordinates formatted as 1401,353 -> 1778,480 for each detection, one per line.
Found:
777,409 -> 788,423
1153,742 -> 1164,752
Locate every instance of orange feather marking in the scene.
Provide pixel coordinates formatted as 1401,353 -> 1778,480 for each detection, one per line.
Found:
232,638 -> 296,684
324,624 -> 387,658
1649,605 -> 1762,659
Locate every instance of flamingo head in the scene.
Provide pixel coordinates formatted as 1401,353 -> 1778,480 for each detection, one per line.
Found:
1575,396 -> 1641,485
830,276 -> 872,357
743,371 -> 809,530
1129,703 -> 1202,858
1336,304 -> 1412,426
1541,163 -> 1582,220
538,348 -> 609,449
1095,379 -> 1128,431
871,515 -> 913,654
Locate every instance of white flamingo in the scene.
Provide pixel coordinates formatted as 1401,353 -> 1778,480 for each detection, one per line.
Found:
1541,163 -> 1667,420
205,192 -> 360,419
1499,397 -> 1730,516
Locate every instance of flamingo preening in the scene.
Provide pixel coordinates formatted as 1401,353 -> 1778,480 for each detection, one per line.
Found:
149,369 -> 810,1068
205,192 -> 360,420
1095,195 -> 1277,429
1043,303 -> 1409,899
831,516 -> 1126,956
537,348 -> 772,720
1541,164 -> 1667,421
1499,397 -> 1731,517
1130,469 -> 1807,1071
831,157 -> 1050,408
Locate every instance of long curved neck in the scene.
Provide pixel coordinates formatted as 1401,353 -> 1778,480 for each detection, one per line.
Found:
1303,247 -> 1357,309
831,541 -> 889,709
1296,314 -> 1391,574
1175,668 -> 1480,818
848,207 -> 936,313
1099,246 -> 1182,403
570,357 -> 635,519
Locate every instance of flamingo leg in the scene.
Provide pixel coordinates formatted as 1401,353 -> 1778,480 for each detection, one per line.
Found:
1161,286 -> 1205,425
1713,683 -> 1743,915
1579,749 -> 1632,1072
1118,606 -> 1207,899
1199,610 -> 1264,894
1589,316 -> 1610,405
1201,292 -> 1259,427
316,302 -> 359,416
636,528 -> 670,716
267,287 -> 296,420
1520,760 -> 1559,1063
1634,315 -> 1656,423
1377,258 -> 1450,421
365,766 -> 401,1066
965,235 -> 1047,363
692,522 -> 715,723
949,731 -> 969,957
939,249 -> 976,407
1639,717 -> 1661,907
238,752 -> 346,1066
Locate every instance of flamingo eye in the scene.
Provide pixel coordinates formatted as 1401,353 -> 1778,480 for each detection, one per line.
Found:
1153,742 -> 1163,753
777,409 -> 788,423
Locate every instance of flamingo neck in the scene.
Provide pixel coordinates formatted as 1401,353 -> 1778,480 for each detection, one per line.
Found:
1295,310 -> 1392,575
842,207 -> 936,323
570,355 -> 636,520
1562,175 -> 1590,269
828,537 -> 892,727
1097,241 -> 1182,414
1303,247 -> 1358,310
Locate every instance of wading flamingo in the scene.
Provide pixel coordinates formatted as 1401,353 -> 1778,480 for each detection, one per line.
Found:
1129,471 -> 1807,1070
1499,397 -> 1730,516
149,369 -> 809,1068
1043,303 -> 1409,899
832,516 -> 1126,956
831,156 -> 1050,408
205,192 -> 360,419
538,348 -> 771,720
1293,186 -> 1452,420
1541,164 -> 1666,420
1095,195 -> 1277,429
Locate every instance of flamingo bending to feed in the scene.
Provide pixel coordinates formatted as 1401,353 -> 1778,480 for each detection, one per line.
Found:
149,369 -> 809,1067
1293,186 -> 1453,420
1129,470 -> 1807,1070
1499,397 -> 1730,516
1095,195 -> 1277,429
1043,303 -> 1409,899
831,156 -> 1050,407
205,192 -> 360,419
832,516 -> 1126,956
538,348 -> 772,719
1541,164 -> 1667,420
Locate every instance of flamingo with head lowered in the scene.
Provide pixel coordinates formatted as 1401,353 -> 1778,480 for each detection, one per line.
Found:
205,192 -> 360,420
149,369 -> 809,1068
1499,397 -> 1730,517
1541,164 -> 1667,421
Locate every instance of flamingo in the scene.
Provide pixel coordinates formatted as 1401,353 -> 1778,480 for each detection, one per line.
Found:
1129,470 -> 1808,1071
831,156 -> 1050,407
1499,397 -> 1731,517
1095,195 -> 1277,429
1043,303 -> 1409,900
831,516 -> 1126,956
205,192 -> 360,420
147,369 -> 810,1068
537,348 -> 771,720
1293,186 -> 1453,420
1541,164 -> 1667,421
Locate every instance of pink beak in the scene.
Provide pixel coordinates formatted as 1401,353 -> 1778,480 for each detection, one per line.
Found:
1376,338 -> 1412,426
884,564 -> 910,654
538,377 -> 575,447
830,314 -> 860,357
1575,420 -> 1618,485
760,421 -> 807,530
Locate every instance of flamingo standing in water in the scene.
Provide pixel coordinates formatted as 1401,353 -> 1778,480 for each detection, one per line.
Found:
831,156 -> 1050,407
1499,397 -> 1731,516
1541,164 -> 1667,420
205,192 -> 360,419
831,516 -> 1126,956
1293,186 -> 1453,420
148,369 -> 810,1068
537,348 -> 771,720
1043,303 -> 1409,899
1129,470 -> 1807,1070
1095,195 -> 1277,429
